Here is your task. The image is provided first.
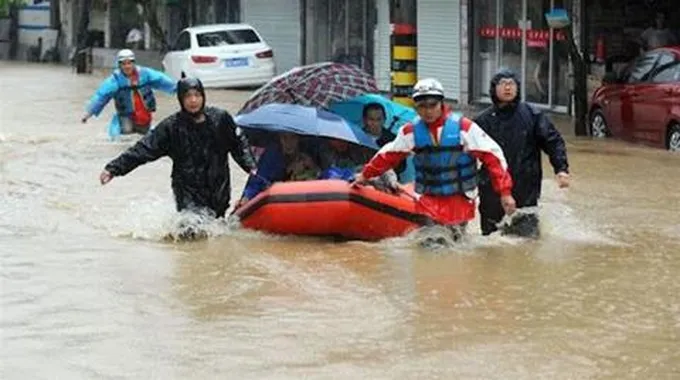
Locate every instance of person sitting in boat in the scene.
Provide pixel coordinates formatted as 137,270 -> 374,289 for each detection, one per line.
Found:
81,49 -> 176,140
318,138 -> 400,193
236,132 -> 321,208
360,103 -> 407,177
351,78 -> 517,240
319,139 -> 369,173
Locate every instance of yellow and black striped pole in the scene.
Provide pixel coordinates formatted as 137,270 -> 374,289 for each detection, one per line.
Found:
391,24 -> 417,107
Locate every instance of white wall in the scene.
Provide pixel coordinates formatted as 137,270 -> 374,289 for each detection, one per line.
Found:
18,1 -> 58,59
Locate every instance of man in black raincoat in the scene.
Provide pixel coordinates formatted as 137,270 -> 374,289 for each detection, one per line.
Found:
99,76 -> 256,219
474,68 -> 570,238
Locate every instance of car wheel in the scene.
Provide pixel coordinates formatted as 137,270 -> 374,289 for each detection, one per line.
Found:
667,123 -> 680,152
589,109 -> 610,138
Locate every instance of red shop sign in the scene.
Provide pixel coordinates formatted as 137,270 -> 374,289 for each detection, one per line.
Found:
478,26 -> 566,41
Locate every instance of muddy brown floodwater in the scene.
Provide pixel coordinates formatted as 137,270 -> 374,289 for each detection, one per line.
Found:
1,62 -> 679,379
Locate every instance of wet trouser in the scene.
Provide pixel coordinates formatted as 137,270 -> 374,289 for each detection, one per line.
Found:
173,185 -> 229,218
120,116 -> 150,135
479,186 -> 540,238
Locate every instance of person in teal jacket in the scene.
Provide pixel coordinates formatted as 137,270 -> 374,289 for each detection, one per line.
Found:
81,49 -> 176,140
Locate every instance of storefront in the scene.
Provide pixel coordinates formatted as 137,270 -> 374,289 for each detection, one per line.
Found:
302,0 -> 378,76
239,0 -> 389,80
583,0 -> 679,74
241,0 -> 303,74
469,0 -> 574,112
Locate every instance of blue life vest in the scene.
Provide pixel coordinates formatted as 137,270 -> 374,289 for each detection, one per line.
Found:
112,69 -> 157,117
412,114 -> 478,196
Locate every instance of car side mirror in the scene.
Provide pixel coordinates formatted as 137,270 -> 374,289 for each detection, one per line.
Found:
602,72 -> 619,84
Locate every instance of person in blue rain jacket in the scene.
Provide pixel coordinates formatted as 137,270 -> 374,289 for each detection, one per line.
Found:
81,49 -> 176,140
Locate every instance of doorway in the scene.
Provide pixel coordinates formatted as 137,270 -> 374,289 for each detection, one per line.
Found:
471,0 -> 572,111
303,0 -> 376,74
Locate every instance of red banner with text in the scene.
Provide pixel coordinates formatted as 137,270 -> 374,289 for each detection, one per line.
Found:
479,26 -> 566,48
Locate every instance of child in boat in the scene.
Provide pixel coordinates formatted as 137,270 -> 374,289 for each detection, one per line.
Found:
235,132 -> 320,208
319,139 -> 370,173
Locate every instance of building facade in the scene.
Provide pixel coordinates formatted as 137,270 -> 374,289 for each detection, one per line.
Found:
236,0 -> 466,100
35,0 -> 676,113
50,0 -> 674,116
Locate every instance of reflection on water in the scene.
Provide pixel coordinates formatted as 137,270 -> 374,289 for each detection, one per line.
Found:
1,62 -> 680,379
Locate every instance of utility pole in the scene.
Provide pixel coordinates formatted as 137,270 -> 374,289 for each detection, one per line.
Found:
74,0 -> 93,73
8,0 -> 18,60
545,8 -> 588,136
566,28 -> 588,136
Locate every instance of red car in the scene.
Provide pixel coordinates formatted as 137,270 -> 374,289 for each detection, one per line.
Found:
588,46 -> 680,151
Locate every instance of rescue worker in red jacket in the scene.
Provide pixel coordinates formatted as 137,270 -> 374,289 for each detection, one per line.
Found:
352,78 -> 517,237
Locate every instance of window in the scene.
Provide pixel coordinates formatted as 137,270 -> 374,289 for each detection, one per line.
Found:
651,63 -> 680,83
469,0 -> 572,107
173,32 -> 191,51
196,29 -> 261,47
626,53 -> 659,83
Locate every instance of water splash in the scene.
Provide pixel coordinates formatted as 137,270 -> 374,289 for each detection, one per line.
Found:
540,180 -> 623,246
379,183 -> 622,254
88,198 -> 241,243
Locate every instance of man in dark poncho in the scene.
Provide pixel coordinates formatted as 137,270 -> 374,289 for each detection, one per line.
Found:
474,68 -> 570,238
99,76 -> 256,220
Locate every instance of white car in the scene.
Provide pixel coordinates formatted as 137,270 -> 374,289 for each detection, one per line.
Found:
162,23 -> 276,88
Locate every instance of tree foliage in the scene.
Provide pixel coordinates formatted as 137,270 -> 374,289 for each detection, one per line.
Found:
0,0 -> 21,19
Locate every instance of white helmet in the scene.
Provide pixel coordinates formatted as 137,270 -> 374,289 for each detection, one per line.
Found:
412,78 -> 445,101
116,49 -> 135,63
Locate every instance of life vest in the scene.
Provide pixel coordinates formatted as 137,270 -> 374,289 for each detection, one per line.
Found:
112,68 -> 157,116
412,113 -> 478,196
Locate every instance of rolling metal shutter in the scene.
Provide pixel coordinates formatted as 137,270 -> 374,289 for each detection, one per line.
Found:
416,0 -> 462,101
373,0 -> 391,92
242,0 -> 302,74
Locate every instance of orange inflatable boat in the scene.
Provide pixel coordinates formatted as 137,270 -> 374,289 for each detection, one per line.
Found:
233,180 -> 431,241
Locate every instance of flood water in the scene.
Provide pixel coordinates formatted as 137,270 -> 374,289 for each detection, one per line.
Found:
1,62 -> 679,379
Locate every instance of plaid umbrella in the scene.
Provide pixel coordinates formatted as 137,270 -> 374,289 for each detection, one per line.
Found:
237,62 -> 379,115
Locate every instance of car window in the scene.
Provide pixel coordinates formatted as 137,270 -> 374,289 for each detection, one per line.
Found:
173,32 -> 191,51
651,62 -> 680,83
626,53 -> 659,83
196,29 -> 261,47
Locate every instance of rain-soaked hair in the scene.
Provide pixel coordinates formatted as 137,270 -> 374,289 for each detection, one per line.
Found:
177,75 -> 206,116
362,102 -> 386,119
489,67 -> 520,104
